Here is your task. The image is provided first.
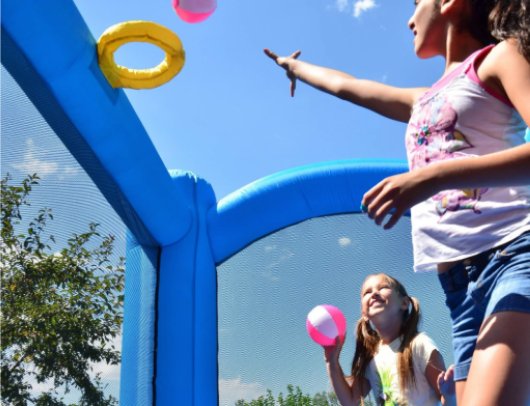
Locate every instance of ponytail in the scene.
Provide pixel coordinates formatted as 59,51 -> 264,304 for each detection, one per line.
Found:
488,0 -> 530,62
467,0 -> 530,62
351,316 -> 379,404
396,296 -> 421,394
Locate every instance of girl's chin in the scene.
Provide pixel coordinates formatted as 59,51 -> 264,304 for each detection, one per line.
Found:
415,44 -> 439,60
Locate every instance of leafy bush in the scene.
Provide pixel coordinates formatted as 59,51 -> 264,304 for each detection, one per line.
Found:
1,174 -> 124,406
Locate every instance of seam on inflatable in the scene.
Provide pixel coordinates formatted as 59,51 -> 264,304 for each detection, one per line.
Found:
191,177 -> 199,406
216,245 -> 220,406
152,246 -> 162,406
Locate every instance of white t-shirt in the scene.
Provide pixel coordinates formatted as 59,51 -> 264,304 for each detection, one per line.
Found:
365,333 -> 440,406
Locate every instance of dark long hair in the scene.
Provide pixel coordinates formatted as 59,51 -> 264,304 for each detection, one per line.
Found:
350,274 -> 421,401
467,0 -> 530,61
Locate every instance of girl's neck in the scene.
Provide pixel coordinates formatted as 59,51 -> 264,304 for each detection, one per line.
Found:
372,318 -> 402,345
442,25 -> 485,76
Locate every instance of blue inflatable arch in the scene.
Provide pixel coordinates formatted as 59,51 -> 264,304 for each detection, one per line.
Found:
3,1 -> 528,405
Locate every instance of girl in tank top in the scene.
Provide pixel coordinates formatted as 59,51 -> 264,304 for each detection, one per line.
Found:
264,1 -> 530,405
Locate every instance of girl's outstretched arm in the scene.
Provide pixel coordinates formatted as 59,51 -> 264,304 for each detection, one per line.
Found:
264,49 -> 428,123
324,336 -> 370,406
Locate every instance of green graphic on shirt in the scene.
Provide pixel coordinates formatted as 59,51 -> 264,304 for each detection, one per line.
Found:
376,365 -> 409,406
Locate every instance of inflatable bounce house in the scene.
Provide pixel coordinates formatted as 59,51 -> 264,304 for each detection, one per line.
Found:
3,1 -> 529,405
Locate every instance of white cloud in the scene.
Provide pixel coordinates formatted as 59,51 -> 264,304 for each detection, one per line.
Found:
339,237 -> 351,246
264,245 -> 277,251
58,166 -> 79,180
219,377 -> 267,405
11,139 -> 79,179
353,0 -> 376,17
336,0 -> 348,12
13,139 -> 58,177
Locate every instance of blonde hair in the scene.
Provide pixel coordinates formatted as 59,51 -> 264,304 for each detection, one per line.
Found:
350,274 -> 421,400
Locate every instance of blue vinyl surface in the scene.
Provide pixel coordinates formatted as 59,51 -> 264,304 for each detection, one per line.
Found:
208,159 -> 409,263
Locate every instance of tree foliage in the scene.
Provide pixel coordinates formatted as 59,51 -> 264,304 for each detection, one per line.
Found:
1,174 -> 125,406
235,384 -> 376,406
234,385 -> 339,406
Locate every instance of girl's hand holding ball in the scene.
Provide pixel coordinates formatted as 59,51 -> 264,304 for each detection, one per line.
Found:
324,335 -> 345,366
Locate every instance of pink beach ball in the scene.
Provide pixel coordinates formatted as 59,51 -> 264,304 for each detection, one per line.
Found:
306,305 -> 346,346
173,0 -> 217,23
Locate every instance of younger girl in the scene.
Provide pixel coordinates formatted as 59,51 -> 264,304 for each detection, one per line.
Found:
265,0 -> 530,404
324,273 -> 455,406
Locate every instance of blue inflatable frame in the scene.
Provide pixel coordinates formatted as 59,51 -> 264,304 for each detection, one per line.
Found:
3,1 -> 529,405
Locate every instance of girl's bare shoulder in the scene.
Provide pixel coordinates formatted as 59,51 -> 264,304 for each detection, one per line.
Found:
476,40 -> 530,102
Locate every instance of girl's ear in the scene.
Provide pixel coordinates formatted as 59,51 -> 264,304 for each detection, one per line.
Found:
401,296 -> 411,311
361,309 -> 369,321
440,0 -> 466,16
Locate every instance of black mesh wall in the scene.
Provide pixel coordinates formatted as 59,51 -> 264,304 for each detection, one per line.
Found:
1,31 -> 158,405
217,214 -> 452,406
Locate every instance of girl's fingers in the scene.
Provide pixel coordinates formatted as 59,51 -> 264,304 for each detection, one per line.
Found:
362,182 -> 385,213
366,187 -> 391,220
290,78 -> 296,97
263,48 -> 278,62
383,207 -> 406,230
437,371 -> 445,386
445,365 -> 454,380
374,199 -> 395,226
292,50 -> 301,59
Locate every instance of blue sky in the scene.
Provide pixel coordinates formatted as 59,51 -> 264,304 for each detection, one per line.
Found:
73,0 -> 446,200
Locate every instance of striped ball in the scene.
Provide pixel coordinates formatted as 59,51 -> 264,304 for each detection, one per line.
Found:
306,305 -> 346,346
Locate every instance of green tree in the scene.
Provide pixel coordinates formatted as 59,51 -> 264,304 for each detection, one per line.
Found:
1,174 -> 125,406
235,384 -> 377,406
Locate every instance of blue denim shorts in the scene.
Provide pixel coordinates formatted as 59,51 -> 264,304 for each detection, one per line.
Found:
438,231 -> 530,381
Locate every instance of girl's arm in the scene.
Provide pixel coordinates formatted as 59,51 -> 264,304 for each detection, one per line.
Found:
264,49 -> 428,123
424,350 -> 456,406
362,40 -> 530,229
325,336 -> 370,406
363,142 -> 530,229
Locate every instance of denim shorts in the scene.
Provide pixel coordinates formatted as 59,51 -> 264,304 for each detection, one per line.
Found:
437,231 -> 530,381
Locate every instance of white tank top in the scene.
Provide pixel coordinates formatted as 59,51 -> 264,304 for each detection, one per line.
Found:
405,45 -> 530,272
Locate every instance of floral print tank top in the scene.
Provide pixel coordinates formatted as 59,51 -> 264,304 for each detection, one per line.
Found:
405,45 -> 530,271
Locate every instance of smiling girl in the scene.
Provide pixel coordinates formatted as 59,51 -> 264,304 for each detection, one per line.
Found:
324,274 -> 455,406
265,1 -> 530,404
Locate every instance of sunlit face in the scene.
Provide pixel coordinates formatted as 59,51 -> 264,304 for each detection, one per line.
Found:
361,275 -> 408,323
408,0 -> 447,58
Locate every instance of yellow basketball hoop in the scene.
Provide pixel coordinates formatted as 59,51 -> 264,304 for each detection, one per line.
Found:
97,21 -> 185,89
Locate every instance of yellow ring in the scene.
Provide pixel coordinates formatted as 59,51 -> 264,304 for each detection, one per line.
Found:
97,21 -> 185,90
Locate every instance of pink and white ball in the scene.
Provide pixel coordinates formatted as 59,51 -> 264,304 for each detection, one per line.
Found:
172,0 -> 217,23
306,305 -> 346,346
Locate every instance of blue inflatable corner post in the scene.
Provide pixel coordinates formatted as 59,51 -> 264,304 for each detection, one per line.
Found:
156,171 -> 218,406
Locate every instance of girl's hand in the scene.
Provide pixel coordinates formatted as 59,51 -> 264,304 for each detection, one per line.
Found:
323,335 -> 344,366
264,48 -> 301,97
438,365 -> 456,399
361,167 -> 439,230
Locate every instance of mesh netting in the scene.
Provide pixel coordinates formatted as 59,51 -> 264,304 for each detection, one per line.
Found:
217,214 -> 453,406
2,61 -> 125,404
